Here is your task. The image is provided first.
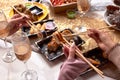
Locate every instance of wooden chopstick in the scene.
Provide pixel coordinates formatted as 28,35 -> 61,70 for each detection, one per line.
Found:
28,20 -> 36,27
11,6 -> 23,16
98,27 -> 109,30
62,36 -> 104,77
98,26 -> 114,30
63,32 -> 86,37
26,21 -> 36,31
63,30 -> 114,37
63,27 -> 115,37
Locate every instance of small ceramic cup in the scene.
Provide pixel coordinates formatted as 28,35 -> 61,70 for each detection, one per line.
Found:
66,9 -> 76,19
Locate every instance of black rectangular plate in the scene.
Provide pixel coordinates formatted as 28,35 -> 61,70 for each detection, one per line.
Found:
80,47 -> 108,75
35,29 -> 85,61
35,36 -> 63,61
22,19 -> 57,37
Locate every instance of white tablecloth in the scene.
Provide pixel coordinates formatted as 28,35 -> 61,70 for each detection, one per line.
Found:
0,39 -> 116,80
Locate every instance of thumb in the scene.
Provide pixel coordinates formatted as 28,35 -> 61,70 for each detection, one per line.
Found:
63,45 -> 69,58
68,43 -> 76,60
88,29 -> 101,43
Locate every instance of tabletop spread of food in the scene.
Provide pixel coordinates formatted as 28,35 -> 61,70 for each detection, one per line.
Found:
2,0 -> 120,76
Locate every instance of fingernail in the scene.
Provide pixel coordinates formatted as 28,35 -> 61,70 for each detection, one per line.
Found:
72,41 -> 75,45
22,16 -> 26,19
71,43 -> 75,48
70,40 -> 74,44
63,44 -> 66,47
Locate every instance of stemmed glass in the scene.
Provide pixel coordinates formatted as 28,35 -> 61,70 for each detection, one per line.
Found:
77,0 -> 91,17
0,9 -> 16,63
11,32 -> 38,80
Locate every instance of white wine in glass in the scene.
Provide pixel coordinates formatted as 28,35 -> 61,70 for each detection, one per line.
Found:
0,9 -> 16,63
0,21 -> 10,38
14,43 -> 31,61
0,9 -> 10,38
77,0 -> 91,17
12,32 -> 38,80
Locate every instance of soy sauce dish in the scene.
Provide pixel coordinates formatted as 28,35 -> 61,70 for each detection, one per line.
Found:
66,9 -> 76,19
29,6 -> 43,15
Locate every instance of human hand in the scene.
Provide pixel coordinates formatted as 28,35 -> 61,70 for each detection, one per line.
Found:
8,14 -> 29,36
88,29 -> 116,54
59,43 -> 89,80
63,43 -> 76,60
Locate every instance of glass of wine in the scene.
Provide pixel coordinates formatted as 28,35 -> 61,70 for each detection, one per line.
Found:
11,32 -> 38,80
0,9 -> 16,63
77,0 -> 91,17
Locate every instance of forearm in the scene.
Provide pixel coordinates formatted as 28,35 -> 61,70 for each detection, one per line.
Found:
58,59 -> 89,80
108,43 -> 120,70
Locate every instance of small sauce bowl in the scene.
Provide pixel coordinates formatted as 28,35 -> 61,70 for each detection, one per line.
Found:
66,9 -> 76,19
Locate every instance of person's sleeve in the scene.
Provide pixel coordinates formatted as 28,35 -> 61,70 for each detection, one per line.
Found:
108,44 -> 120,70
58,59 -> 89,80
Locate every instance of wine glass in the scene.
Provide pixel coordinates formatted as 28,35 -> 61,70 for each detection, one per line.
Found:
77,0 -> 91,17
11,32 -> 38,80
0,9 -> 16,63
90,0 -> 113,11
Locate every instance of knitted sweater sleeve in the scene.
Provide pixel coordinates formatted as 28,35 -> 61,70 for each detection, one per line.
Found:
58,59 -> 89,80
108,44 -> 120,70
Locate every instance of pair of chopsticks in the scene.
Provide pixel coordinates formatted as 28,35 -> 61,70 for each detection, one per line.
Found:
53,32 -> 104,78
63,30 -> 115,37
62,37 -> 104,77
99,25 -> 116,30
11,6 -> 36,31
63,26 -> 115,37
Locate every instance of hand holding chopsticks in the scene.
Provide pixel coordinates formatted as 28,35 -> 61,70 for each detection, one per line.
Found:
53,31 -> 104,78
11,6 -> 36,31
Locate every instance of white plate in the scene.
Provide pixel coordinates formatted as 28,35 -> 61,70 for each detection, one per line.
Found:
104,10 -> 120,31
